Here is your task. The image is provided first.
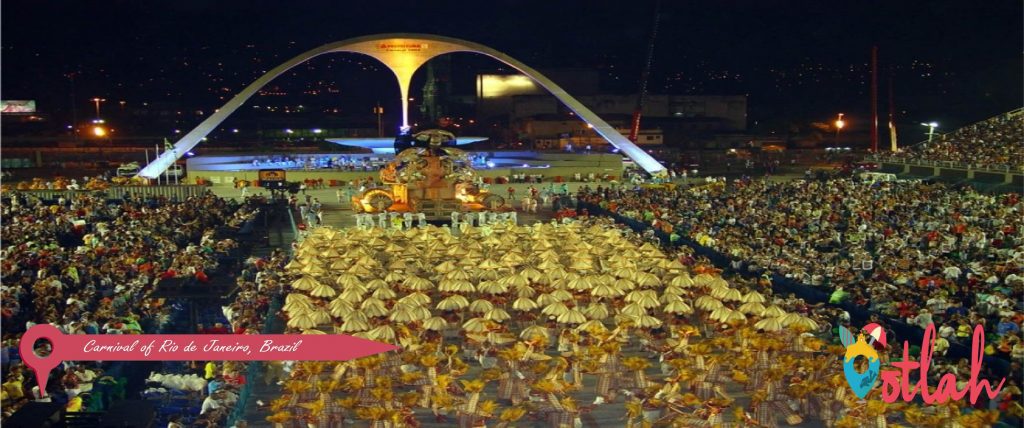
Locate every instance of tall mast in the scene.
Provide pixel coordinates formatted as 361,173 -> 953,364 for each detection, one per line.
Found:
628,0 -> 661,143
870,46 -> 879,152
888,75 -> 897,152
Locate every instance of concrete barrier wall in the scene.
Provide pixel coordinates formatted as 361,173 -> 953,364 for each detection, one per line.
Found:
880,163 -> 906,174
536,153 -> 622,162
497,159 -> 618,168
937,168 -> 968,180
486,151 -> 539,159
883,161 -> 1022,185
908,166 -> 936,177
974,172 -> 1007,184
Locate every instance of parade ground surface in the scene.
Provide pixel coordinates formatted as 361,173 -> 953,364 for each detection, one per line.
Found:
265,225 -> 802,427
203,178 -> 827,427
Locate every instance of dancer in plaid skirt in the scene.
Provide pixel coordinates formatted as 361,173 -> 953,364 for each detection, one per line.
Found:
317,392 -> 346,428
456,412 -> 486,428
379,351 -> 403,376
496,360 -> 529,404
694,357 -> 730,400
818,398 -> 837,428
815,375 -> 847,427
746,350 -> 772,392
752,400 -> 779,428
687,403 -> 730,428
594,353 -> 620,403
546,410 -> 575,428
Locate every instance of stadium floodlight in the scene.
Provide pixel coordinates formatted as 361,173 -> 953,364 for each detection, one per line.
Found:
921,122 -> 939,143
834,113 -> 845,148
90,98 -> 106,119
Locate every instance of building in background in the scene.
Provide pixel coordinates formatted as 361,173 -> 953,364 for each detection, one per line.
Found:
475,70 -> 747,149
420,57 -> 453,125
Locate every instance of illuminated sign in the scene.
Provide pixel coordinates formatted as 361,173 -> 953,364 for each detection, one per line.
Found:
258,169 -> 287,189
377,43 -> 429,52
478,75 -> 543,98
1,100 -> 36,114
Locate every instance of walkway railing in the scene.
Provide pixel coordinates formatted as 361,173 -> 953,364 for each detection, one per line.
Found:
8,185 -> 209,201
287,203 -> 300,241
225,294 -> 283,427
226,203 -> 291,427
867,154 -> 1023,174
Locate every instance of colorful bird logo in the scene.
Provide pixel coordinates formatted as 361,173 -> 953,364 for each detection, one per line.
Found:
839,324 -> 885,398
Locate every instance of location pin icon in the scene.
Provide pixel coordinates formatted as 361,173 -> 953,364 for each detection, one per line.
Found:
842,354 -> 880,399
18,324 -> 65,397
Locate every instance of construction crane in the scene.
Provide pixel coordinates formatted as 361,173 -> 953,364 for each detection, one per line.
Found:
628,0 -> 662,143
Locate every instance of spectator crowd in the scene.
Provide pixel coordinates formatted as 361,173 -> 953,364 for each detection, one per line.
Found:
1,190 -> 259,425
887,109 -> 1023,170
578,177 -> 1023,397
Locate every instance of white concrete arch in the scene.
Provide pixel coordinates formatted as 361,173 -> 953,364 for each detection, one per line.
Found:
139,33 -> 667,178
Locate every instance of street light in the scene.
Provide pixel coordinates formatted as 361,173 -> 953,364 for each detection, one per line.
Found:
373,103 -> 384,137
90,98 -> 106,119
834,113 -> 846,147
921,122 -> 938,143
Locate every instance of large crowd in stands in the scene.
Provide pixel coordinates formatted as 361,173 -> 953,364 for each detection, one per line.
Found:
887,109 -> 1023,170
3,140 -> 1023,424
578,177 -> 1024,394
138,244 -> 288,428
0,191 -> 259,425
162,248 -> 289,427
221,250 -> 288,338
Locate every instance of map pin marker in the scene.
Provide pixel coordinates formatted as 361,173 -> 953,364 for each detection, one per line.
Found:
18,324 -> 65,397
842,354 -> 880,399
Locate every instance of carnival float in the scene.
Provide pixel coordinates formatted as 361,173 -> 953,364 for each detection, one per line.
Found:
350,130 -> 505,219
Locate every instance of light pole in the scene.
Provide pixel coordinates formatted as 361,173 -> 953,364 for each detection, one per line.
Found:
90,98 -> 106,119
921,122 -> 938,143
834,113 -> 845,148
373,103 -> 384,137
68,73 -> 80,142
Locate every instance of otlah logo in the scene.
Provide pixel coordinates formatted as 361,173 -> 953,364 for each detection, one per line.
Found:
838,323 -> 885,399
838,323 -> 1005,404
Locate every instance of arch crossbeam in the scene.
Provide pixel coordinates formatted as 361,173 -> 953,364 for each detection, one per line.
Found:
139,33 -> 667,178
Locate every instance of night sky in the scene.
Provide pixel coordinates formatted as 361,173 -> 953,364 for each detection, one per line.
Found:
2,0 -> 1021,135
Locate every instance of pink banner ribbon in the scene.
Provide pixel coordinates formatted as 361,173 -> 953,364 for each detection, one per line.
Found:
19,324 -> 399,395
